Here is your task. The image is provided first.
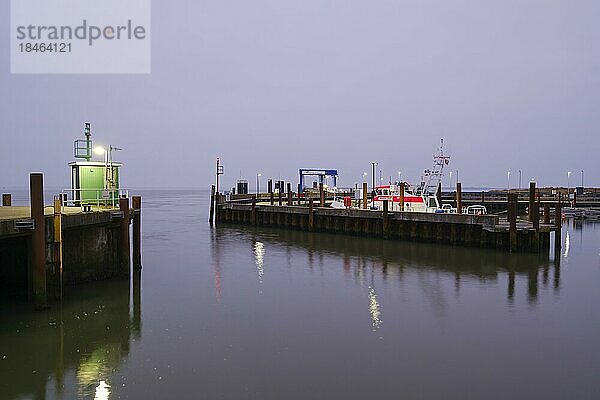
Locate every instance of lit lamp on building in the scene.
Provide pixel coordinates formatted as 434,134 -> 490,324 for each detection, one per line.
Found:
69,122 -> 123,206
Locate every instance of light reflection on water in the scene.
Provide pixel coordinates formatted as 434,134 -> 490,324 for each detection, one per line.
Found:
254,241 -> 265,285
367,286 -> 382,330
1,190 -> 600,399
93,381 -> 110,400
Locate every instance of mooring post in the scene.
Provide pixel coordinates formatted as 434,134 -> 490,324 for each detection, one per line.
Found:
53,196 -> 63,300
297,184 -> 302,205
456,182 -> 462,214
132,195 -> 142,270
2,193 -> 11,206
533,193 -> 540,251
30,173 -> 46,308
278,186 -> 283,206
400,182 -> 406,211
382,200 -> 389,238
209,185 -> 215,225
528,181 -> 536,222
362,182 -> 368,209
287,183 -> 292,206
309,199 -> 314,231
216,193 -> 222,222
573,190 -> 577,207
544,203 -> 550,224
400,182 -> 405,211
319,183 -> 325,207
555,193 -> 562,250
481,191 -> 485,204
508,192 -> 517,252
252,196 -> 257,225
119,197 -> 131,278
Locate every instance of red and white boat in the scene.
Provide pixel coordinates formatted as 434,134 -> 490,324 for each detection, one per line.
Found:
368,139 -> 450,213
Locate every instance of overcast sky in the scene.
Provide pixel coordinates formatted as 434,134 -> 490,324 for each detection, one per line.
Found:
1,0 -> 598,190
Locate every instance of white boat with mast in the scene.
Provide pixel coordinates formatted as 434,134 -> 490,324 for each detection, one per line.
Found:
368,139 -> 451,213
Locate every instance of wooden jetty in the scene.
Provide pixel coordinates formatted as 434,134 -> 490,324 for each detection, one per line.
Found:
212,181 -> 562,254
0,173 -> 142,308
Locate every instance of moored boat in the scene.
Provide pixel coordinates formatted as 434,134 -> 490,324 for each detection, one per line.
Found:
368,139 -> 450,213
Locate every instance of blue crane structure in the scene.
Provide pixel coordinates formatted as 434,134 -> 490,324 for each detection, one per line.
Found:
298,168 -> 338,192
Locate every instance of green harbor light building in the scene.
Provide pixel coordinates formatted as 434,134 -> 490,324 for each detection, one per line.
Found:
69,122 -> 123,205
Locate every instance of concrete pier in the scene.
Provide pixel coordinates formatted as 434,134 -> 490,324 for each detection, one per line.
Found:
0,173 -> 141,304
216,201 -> 554,253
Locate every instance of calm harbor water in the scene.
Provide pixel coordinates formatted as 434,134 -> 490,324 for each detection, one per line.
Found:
1,189 -> 600,399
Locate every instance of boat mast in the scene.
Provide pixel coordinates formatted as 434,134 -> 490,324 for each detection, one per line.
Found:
420,139 -> 450,205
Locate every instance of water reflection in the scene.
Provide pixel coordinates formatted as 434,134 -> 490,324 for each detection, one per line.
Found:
94,380 -> 110,400
210,228 -> 223,302
214,225 -> 561,308
0,279 -> 140,400
254,241 -> 265,285
564,230 -> 570,258
367,286 -> 382,330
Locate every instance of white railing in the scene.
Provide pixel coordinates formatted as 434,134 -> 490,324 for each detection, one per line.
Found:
61,188 -> 130,208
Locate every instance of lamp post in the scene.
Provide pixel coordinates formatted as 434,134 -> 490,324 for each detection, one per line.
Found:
507,170 -> 511,191
449,171 -> 452,190
371,162 -> 377,193
94,145 -> 121,190
397,171 -> 402,184
581,170 -> 584,188
256,173 -> 261,194
518,170 -> 522,190
215,158 -> 224,193
567,171 -> 571,197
